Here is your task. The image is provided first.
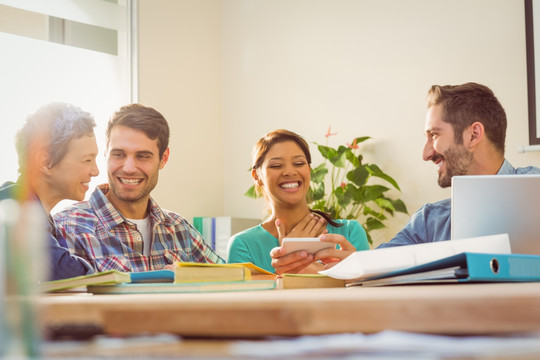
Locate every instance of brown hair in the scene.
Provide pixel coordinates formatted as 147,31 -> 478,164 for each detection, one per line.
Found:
427,82 -> 506,155
106,103 -> 170,159
251,129 -> 342,227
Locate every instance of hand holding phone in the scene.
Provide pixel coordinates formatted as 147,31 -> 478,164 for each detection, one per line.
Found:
281,237 -> 336,254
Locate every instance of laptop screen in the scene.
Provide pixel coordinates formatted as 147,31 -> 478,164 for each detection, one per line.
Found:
451,175 -> 540,255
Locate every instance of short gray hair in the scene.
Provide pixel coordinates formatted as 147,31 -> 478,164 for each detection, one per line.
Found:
15,102 -> 96,175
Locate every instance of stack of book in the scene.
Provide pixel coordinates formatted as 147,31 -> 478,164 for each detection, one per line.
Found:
41,262 -> 276,294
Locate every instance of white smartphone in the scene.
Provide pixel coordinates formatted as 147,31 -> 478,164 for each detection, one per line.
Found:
281,237 -> 335,254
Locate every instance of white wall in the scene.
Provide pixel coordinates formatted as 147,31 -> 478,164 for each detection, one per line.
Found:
138,0 -> 224,219
139,0 -> 540,247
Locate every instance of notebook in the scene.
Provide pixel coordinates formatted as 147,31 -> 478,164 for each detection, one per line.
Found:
451,174 -> 540,255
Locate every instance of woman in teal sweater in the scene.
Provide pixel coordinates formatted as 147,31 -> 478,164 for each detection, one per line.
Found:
227,129 -> 369,274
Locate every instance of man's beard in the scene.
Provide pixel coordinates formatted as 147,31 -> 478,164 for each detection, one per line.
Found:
437,145 -> 473,188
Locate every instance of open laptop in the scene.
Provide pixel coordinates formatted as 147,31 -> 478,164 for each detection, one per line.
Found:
451,174 -> 540,255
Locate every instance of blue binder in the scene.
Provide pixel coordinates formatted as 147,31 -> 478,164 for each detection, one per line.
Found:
354,252 -> 540,287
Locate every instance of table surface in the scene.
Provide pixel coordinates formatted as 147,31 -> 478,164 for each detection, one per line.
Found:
38,282 -> 540,338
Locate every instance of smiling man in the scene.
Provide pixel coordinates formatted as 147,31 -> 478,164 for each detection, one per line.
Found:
54,104 -> 224,272
378,82 -> 540,248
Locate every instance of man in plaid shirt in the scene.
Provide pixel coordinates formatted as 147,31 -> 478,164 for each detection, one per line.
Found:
54,104 -> 224,272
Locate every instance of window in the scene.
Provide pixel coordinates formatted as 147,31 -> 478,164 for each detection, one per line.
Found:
0,0 -> 135,196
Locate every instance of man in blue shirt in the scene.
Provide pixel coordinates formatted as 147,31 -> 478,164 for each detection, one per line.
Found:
1,102 -> 99,280
379,82 -> 540,248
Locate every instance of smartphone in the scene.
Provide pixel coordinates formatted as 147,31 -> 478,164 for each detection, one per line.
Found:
282,237 -> 335,254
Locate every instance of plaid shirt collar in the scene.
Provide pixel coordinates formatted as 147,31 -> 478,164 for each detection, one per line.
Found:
90,184 -> 172,230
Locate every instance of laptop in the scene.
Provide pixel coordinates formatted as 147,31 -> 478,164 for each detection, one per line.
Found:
451,174 -> 540,255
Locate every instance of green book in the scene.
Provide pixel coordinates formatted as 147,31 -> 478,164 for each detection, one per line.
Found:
40,270 -> 131,293
87,280 -> 276,294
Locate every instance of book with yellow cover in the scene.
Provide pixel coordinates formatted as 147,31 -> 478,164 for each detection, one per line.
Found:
87,280 -> 276,294
40,270 -> 130,293
276,274 -> 346,289
231,262 -> 276,280
174,262 -> 251,283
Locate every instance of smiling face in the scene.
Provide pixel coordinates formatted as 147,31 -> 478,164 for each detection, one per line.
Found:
106,125 -> 169,213
48,133 -> 99,203
254,140 -> 311,209
423,104 -> 473,188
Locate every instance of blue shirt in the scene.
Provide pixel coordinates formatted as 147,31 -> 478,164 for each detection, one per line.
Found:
378,159 -> 540,248
227,219 -> 370,273
0,181 -> 94,281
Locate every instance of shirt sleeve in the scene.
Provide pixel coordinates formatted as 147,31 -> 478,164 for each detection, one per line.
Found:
344,220 -> 370,251
377,201 -> 452,248
227,234 -> 253,264
185,222 -> 226,264
47,234 -> 95,281
377,206 -> 429,248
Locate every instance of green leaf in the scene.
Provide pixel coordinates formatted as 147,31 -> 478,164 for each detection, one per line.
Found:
329,149 -> 347,168
311,163 -> 328,183
334,185 -> 353,208
346,165 -> 369,187
362,204 -> 375,216
374,197 -> 395,216
309,182 -> 325,202
375,197 -> 394,211
311,200 -> 327,212
353,136 -> 371,144
317,144 -> 338,160
345,150 -> 360,167
390,198 -> 408,214
365,231 -> 373,246
244,185 -> 260,199
363,205 -> 388,220
366,217 -> 386,231
367,164 -> 401,191
344,184 -> 362,202
361,184 -> 390,203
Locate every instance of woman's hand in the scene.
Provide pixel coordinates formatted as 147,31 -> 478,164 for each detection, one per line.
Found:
270,246 -> 315,274
275,213 -> 327,244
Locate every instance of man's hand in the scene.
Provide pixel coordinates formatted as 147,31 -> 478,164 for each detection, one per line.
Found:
313,233 -> 357,269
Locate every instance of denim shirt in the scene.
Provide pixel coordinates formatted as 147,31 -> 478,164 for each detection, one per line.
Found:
378,159 -> 540,248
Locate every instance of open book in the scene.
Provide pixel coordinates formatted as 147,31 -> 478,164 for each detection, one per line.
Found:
320,234 -> 511,281
40,270 -> 130,293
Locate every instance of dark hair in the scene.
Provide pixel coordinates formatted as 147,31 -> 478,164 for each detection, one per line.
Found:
251,129 -> 342,227
15,102 -> 95,175
427,82 -> 506,155
106,103 -> 170,159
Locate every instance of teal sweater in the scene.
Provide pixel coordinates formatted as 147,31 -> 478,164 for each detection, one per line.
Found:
227,219 -> 369,273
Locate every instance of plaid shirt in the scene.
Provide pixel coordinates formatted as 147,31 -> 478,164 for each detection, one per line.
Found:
54,184 -> 224,272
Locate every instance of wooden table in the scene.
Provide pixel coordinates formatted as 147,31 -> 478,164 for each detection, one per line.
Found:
38,282 -> 540,337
